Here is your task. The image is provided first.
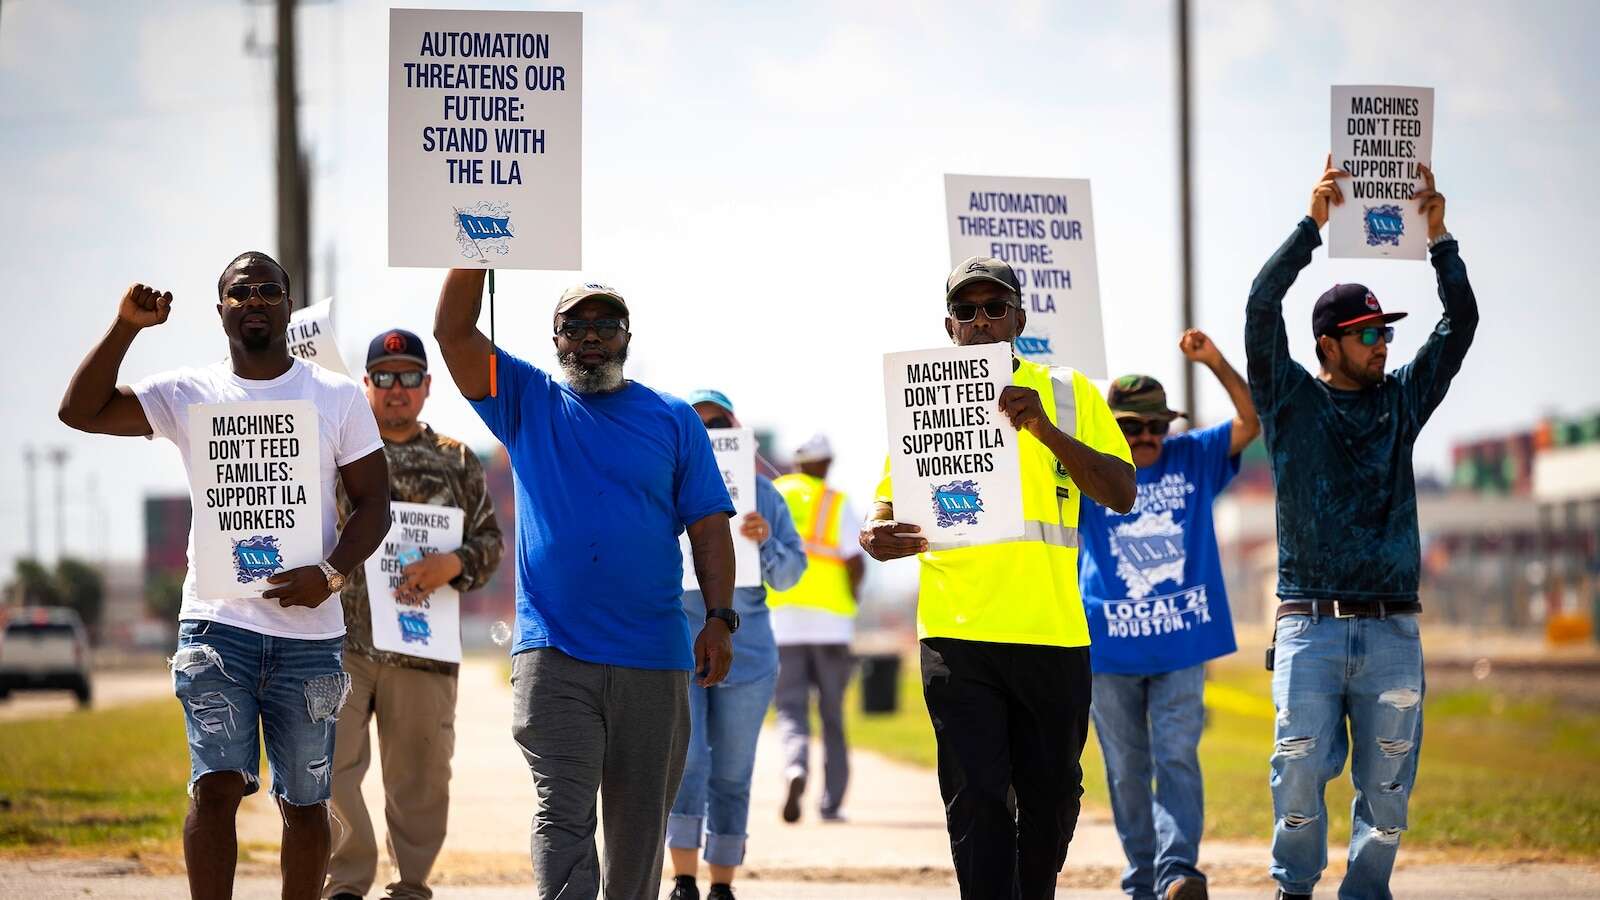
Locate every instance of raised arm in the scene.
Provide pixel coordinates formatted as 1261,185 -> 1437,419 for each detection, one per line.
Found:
1395,165 -> 1479,434
58,284 -> 170,436
433,269 -> 496,401
1180,329 -> 1259,455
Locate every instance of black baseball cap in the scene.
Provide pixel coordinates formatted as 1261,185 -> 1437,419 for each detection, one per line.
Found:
1312,283 -> 1407,339
366,328 -> 427,370
945,257 -> 1021,304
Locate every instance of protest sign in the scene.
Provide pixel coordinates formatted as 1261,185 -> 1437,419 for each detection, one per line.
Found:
883,343 -> 1023,546
1329,85 -> 1434,260
679,428 -> 760,591
367,502 -> 465,663
944,174 -> 1106,376
388,9 -> 583,270
189,401 -> 322,598
286,298 -> 349,376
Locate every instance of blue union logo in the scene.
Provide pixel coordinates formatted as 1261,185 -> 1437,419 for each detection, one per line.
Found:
1015,334 -> 1053,357
398,611 -> 433,644
932,480 -> 983,528
454,202 -> 515,260
1363,204 -> 1404,247
231,535 -> 284,584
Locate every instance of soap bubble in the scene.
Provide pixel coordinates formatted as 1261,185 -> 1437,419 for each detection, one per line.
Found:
489,620 -> 513,646
1472,658 -> 1492,680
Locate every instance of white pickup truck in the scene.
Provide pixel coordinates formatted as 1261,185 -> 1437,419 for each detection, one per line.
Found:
0,607 -> 92,706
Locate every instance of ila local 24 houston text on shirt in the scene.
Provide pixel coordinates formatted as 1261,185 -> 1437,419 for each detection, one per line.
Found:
1078,422 -> 1240,675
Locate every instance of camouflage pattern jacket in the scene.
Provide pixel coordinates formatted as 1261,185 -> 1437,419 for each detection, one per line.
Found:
336,424 -> 504,675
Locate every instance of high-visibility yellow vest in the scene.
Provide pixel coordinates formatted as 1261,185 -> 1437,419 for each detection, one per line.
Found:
768,474 -> 857,618
874,360 -> 1132,648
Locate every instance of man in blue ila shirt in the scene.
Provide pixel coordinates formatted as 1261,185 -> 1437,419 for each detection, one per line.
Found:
434,270 -> 739,900
1245,159 -> 1476,900
1079,331 -> 1259,900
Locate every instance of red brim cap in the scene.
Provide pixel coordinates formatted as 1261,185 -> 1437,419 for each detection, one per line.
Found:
1336,311 -> 1409,328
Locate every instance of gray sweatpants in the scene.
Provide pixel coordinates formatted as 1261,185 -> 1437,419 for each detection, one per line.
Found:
510,648 -> 689,900
774,643 -> 853,816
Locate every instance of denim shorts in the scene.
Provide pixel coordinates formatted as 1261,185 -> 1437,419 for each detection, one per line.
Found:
171,619 -> 350,805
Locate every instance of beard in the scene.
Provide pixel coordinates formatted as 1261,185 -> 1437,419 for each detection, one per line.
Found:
240,329 -> 273,352
558,343 -> 628,394
1341,355 -> 1386,388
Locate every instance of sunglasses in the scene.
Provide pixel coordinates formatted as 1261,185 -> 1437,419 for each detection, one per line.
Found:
1118,418 -> 1171,438
222,282 -> 286,307
1344,325 -> 1395,347
556,318 -> 626,341
702,415 -> 733,430
370,370 -> 426,389
947,300 -> 1016,323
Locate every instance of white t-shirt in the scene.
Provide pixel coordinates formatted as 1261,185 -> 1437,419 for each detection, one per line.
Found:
771,496 -> 862,646
134,359 -> 383,639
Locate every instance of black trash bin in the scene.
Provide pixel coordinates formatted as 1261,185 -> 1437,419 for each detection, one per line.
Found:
858,653 -> 901,715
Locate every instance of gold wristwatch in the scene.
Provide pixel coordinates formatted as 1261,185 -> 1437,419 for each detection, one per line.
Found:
317,560 -> 346,592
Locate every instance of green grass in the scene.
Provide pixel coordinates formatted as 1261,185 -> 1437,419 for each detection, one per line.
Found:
844,657 -> 1600,859
0,700 -> 191,850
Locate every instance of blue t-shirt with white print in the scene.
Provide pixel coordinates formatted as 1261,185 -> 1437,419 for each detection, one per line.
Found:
1078,422 -> 1240,675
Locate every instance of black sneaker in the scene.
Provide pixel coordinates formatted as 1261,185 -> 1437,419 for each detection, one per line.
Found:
330,895 -> 363,900
707,884 -> 736,900
1164,876 -> 1207,900
781,772 -> 805,824
667,875 -> 699,900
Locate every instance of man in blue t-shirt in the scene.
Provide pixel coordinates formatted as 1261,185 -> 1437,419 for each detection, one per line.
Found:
434,270 -> 739,900
1078,330 -> 1259,900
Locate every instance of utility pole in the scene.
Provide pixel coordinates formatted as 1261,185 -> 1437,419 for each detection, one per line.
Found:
23,445 -> 39,561
275,0 -> 312,307
1175,0 -> 1197,422
46,447 -> 69,563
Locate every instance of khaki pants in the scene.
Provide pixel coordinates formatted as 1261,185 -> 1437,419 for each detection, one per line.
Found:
325,653 -> 457,900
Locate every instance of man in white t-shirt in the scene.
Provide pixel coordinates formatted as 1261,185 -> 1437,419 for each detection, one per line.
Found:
58,251 -> 390,900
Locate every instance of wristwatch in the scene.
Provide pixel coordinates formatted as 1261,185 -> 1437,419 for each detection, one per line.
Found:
1427,231 -> 1455,249
706,607 -> 740,634
318,560 -> 346,592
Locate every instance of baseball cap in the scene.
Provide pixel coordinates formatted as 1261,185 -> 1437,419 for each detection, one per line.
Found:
1107,375 -> 1186,421
555,282 -> 630,319
792,433 -> 834,463
1312,283 -> 1407,339
684,389 -> 734,414
366,328 -> 427,370
945,257 -> 1021,305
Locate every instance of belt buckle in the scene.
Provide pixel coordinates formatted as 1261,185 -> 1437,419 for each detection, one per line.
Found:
1333,600 -> 1355,619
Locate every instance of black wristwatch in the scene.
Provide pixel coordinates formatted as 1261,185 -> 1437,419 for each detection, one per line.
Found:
706,608 -> 740,634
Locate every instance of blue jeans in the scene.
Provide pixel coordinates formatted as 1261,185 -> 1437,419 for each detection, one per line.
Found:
170,619 -> 351,805
666,672 -> 778,867
1270,612 -> 1424,900
1091,664 -> 1206,900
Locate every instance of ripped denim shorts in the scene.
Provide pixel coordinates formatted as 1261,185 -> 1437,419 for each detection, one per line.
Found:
171,619 -> 350,805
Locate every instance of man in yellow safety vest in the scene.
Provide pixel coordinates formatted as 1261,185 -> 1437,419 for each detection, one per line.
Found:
861,257 -> 1136,900
769,434 -> 865,824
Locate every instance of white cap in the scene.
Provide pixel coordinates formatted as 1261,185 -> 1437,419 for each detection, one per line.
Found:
792,433 -> 833,464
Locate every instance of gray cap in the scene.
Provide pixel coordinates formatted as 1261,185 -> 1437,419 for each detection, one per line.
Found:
554,282 -> 630,318
945,256 -> 1021,304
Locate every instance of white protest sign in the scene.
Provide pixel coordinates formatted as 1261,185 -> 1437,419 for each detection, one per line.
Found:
388,9 -> 583,270
884,344 -> 1023,546
680,428 -> 760,591
1329,85 -> 1434,260
367,502 -> 465,663
189,401 -> 323,598
944,174 -> 1106,377
286,298 -> 349,376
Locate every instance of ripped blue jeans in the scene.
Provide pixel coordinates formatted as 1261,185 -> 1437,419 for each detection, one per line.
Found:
1269,612 -> 1423,900
171,619 -> 350,806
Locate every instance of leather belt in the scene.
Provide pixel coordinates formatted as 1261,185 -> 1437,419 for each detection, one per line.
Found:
1276,599 -> 1422,620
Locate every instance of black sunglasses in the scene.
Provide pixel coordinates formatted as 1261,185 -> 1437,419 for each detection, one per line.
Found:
702,415 -> 733,430
556,318 -> 626,341
223,282 -> 286,307
1118,418 -> 1171,438
370,370 -> 425,389
947,300 -> 1016,323
1344,325 -> 1395,347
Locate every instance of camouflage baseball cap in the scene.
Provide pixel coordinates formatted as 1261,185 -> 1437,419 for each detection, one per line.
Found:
1107,374 -> 1187,421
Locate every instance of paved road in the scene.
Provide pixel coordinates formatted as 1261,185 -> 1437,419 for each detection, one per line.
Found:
0,668 -> 171,721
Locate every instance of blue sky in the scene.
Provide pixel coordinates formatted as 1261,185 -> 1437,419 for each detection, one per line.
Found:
2,0 -> 1596,570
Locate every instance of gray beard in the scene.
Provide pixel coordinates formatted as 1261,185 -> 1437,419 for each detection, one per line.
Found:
559,347 -> 628,394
